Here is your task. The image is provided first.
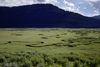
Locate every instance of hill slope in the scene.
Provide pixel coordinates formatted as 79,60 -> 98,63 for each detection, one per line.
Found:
93,15 -> 100,19
0,4 -> 100,28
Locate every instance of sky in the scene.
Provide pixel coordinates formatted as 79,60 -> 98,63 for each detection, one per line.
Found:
0,0 -> 100,17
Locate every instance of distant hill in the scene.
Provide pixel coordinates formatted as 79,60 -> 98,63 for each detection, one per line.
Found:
93,15 -> 100,19
0,4 -> 100,28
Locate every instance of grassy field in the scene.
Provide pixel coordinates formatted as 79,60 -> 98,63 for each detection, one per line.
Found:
0,28 -> 100,67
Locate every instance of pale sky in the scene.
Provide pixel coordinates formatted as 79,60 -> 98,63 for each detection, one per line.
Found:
0,0 -> 100,17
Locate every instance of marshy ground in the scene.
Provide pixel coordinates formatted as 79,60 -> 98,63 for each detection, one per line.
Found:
0,28 -> 100,67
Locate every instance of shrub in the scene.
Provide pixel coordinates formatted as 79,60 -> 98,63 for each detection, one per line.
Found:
16,56 -> 26,63
89,60 -> 98,67
67,56 -> 75,61
53,56 -> 69,67
80,58 -> 86,63
73,61 -> 81,67
21,58 -> 33,67
0,56 -> 5,63
31,57 -> 44,66
62,62 -> 69,67
7,56 -> 17,63
96,58 -> 100,64
70,52 -> 74,55
45,56 -> 54,65
4,54 -> 11,59
37,63 -> 44,67
53,56 -> 60,63
25,54 -> 32,60
85,60 -> 91,66
82,63 -> 88,67
3,62 -> 18,67
8,41 -> 11,43
61,59 -> 69,67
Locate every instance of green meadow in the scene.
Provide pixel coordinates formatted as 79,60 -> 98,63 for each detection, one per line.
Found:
0,28 -> 100,67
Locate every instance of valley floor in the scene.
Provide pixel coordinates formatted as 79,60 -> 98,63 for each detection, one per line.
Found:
0,28 -> 100,67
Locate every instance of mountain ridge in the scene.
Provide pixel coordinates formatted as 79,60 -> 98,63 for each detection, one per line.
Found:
0,4 -> 100,28
93,15 -> 100,19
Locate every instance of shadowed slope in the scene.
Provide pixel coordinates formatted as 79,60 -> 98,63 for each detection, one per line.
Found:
0,4 -> 100,28
93,15 -> 100,19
